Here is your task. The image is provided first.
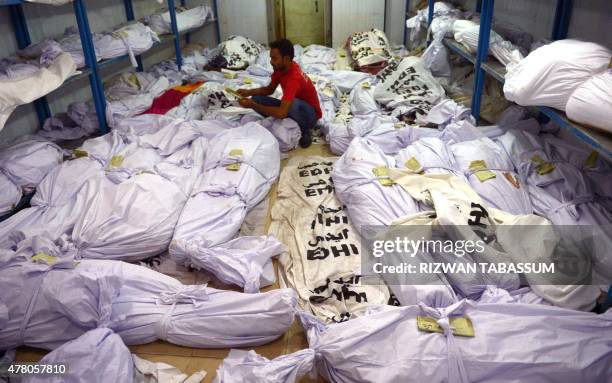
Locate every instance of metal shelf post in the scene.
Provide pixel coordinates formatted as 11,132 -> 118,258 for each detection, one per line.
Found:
123,0 -> 144,71
470,0 -> 494,121
73,0 -> 108,134
552,0 -> 572,40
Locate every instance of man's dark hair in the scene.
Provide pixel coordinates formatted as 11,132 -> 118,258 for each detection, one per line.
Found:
269,38 -> 294,60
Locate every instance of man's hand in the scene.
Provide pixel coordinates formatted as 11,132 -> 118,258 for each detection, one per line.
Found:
236,89 -> 252,97
238,97 -> 255,108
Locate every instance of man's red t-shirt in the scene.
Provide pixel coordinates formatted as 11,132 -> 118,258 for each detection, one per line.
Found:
271,61 -> 322,119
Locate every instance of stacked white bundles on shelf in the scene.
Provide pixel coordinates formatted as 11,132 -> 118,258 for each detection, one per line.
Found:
450,137 -> 533,215
374,56 -> 445,121
145,5 -> 213,35
0,52 -> 76,131
332,138 -> 420,232
565,69 -> 612,133
504,39 -> 611,111
453,19 -> 524,68
170,123 -> 281,292
95,22 -> 160,67
348,29 -> 392,68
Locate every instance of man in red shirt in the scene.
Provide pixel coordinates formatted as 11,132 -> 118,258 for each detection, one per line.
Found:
237,39 -> 322,148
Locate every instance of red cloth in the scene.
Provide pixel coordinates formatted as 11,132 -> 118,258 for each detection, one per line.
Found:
271,62 -> 322,119
142,82 -> 204,115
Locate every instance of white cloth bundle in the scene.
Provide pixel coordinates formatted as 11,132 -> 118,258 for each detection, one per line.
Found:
105,72 -> 170,128
504,39 -> 611,111
219,35 -> 264,70
0,173 -> 21,216
0,238 -> 298,350
213,349 -> 314,383
96,22 -> 160,66
0,136 -> 63,192
23,328 -> 207,383
348,28 -> 392,68
565,69 -> 612,133
332,138 -> 420,232
450,137 -> 533,215
0,52 -> 76,131
170,123 -> 281,292
374,57 -> 445,121
145,5 -> 213,35
453,19 -> 524,67
0,157 -> 104,250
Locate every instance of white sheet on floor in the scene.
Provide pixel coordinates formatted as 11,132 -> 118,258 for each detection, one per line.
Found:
269,156 -> 394,323
213,349 -> 314,383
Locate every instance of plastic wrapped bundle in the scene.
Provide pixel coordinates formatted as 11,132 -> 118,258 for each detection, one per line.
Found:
0,238 -> 298,350
504,39 -> 611,110
332,138 -> 420,233
144,5 -> 213,35
450,137 -> 533,215
0,157 -> 104,250
170,123 -> 281,291
453,19 -> 524,67
566,69 -> 612,133
300,301 -> 612,383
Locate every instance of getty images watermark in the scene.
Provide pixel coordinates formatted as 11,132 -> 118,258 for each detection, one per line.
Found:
359,225 -> 608,286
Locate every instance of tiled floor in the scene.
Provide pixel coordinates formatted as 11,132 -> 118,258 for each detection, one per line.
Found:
16,142 -> 335,382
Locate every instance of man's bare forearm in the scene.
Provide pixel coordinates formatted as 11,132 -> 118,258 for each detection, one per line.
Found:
251,101 -> 288,119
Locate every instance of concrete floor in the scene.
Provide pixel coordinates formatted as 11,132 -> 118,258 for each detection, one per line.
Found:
16,142 -> 335,382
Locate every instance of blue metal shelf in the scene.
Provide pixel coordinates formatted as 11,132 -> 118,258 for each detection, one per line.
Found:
2,0 -> 221,135
426,0 -> 612,159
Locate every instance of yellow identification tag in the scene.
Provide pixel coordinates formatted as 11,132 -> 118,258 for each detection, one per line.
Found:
361,81 -> 371,89
222,70 -> 237,79
107,155 -> 125,170
417,316 -> 475,337
229,148 -> 243,157
585,150 -> 599,168
372,166 -> 396,186
394,122 -> 404,129
404,157 -> 423,173
530,155 -> 555,175
226,163 -> 241,171
243,77 -> 252,84
32,252 -> 58,266
469,160 -> 496,182
73,149 -> 88,158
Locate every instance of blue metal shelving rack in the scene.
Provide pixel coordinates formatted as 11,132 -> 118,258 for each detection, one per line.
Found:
1,0 -> 220,135
415,0 -> 611,159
